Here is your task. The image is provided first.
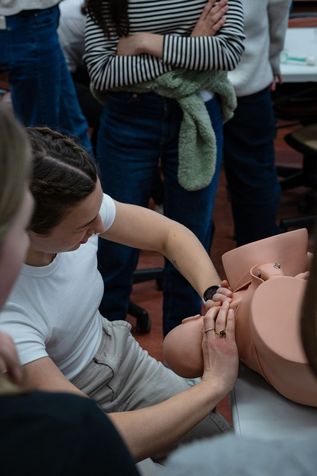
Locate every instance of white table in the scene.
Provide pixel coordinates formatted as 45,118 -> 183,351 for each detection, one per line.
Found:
281,27 -> 317,82
232,365 -> 317,439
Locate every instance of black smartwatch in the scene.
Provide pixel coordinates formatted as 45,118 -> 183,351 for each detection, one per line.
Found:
202,285 -> 220,303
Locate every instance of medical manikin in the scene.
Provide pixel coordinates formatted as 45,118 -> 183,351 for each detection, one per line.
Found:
164,229 -> 317,406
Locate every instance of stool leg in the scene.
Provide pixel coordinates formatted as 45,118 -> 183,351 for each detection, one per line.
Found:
128,301 -> 151,334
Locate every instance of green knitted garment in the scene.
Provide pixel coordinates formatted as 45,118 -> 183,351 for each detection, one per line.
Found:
93,70 -> 237,191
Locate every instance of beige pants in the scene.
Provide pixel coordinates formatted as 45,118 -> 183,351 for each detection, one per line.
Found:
71,319 -> 231,444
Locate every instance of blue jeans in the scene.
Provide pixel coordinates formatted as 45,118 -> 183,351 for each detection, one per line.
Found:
97,92 -> 223,335
223,87 -> 281,246
0,6 -> 92,153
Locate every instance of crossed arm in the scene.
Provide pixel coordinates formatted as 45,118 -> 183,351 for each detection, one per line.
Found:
116,0 -> 229,57
85,0 -> 245,90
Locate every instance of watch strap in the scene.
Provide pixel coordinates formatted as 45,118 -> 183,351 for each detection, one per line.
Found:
202,285 -> 220,303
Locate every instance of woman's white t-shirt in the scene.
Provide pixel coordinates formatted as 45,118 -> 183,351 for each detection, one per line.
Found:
0,194 -> 116,380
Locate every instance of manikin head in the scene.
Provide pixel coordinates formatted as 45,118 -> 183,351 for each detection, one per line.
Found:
26,128 -> 105,256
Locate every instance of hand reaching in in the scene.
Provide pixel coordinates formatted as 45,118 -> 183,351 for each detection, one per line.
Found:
201,302 -> 238,396
204,280 -> 233,311
0,331 -> 23,385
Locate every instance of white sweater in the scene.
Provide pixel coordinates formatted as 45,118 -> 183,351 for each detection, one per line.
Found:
228,0 -> 292,97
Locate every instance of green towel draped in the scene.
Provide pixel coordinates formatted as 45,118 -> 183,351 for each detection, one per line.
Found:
92,70 -> 236,191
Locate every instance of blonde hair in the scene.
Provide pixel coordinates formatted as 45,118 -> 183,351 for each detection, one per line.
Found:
0,106 -> 31,245
0,106 -> 31,395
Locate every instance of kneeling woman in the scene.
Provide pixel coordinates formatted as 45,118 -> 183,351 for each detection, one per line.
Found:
0,128 -> 237,461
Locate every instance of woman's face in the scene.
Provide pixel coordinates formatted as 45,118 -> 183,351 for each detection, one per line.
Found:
0,189 -> 34,309
29,179 -> 106,254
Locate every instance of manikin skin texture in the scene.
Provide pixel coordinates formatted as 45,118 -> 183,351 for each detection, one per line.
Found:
163,229 -> 317,406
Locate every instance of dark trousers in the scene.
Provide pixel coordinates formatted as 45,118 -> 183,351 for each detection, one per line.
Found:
0,6 -> 91,152
97,92 -> 223,335
223,86 -> 281,246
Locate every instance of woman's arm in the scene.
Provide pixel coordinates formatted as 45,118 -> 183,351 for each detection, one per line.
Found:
268,0 -> 292,77
85,10 -> 169,90
161,0 -> 244,71
22,305 -> 238,461
117,0 -> 241,65
100,202 -> 231,300
116,0 -> 228,57
85,0 -> 244,91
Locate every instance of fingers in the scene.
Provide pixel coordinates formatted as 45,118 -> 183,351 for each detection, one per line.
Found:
214,289 -> 232,299
225,308 -> 235,340
220,279 -> 229,288
6,357 -> 23,385
0,332 -> 23,385
201,0 -> 227,24
212,285 -> 232,305
203,301 -> 235,339
204,306 -> 219,327
201,302 -> 237,389
215,281 -> 233,299
201,0 -> 217,21
0,357 -> 23,385
214,301 -> 229,335
215,303 -> 235,340
209,0 -> 228,25
218,288 -> 232,297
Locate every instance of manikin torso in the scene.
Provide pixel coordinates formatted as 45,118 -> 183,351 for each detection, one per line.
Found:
163,229 -> 317,407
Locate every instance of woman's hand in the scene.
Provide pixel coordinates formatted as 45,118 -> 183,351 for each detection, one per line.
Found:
191,0 -> 228,37
271,74 -> 283,92
204,280 -> 233,310
117,33 -> 163,58
201,302 -> 238,395
0,331 -> 23,385
117,34 -> 144,56
116,0 -> 228,56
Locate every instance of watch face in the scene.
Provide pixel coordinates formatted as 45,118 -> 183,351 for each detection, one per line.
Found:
203,285 -> 220,301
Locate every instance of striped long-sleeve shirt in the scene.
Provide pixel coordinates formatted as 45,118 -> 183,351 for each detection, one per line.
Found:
84,0 -> 245,91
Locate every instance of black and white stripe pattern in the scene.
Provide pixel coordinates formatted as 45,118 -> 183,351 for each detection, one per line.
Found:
85,0 -> 245,91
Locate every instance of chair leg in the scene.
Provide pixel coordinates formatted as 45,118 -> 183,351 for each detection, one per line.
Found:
127,267 -> 163,334
279,215 -> 317,232
133,268 -> 163,284
128,301 -> 152,334
277,169 -> 304,191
